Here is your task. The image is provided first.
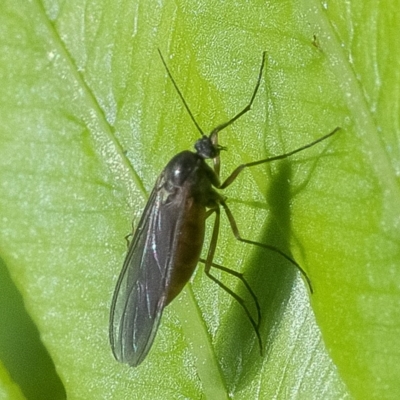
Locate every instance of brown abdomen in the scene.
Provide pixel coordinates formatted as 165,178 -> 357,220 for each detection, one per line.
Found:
165,198 -> 206,304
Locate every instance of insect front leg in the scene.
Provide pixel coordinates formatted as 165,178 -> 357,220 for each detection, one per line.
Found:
219,127 -> 341,190
220,199 -> 313,293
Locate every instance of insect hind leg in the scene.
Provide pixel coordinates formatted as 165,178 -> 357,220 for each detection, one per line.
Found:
199,257 -> 263,355
202,207 -> 264,355
220,199 -> 313,294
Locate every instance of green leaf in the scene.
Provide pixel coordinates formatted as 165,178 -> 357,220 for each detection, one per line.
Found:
0,360 -> 26,400
0,1 -> 398,399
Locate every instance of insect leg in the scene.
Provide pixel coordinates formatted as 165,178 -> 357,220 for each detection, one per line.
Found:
203,207 -> 220,271
202,259 -> 263,355
220,199 -> 313,293
199,257 -> 261,329
205,209 -> 215,219
203,207 -> 263,354
219,127 -> 341,190
124,219 -> 135,247
124,233 -> 133,248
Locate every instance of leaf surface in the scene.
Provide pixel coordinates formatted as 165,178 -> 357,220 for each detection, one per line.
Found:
1,1 -> 398,399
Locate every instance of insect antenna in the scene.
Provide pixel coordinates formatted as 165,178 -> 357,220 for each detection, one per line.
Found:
158,49 -> 205,137
209,51 -> 267,141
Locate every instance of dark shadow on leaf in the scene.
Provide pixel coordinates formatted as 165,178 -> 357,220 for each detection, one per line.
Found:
214,160 -> 303,391
212,133 -> 343,391
0,257 -> 66,400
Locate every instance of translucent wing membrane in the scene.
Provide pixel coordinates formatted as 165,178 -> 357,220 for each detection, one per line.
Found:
109,173 -> 186,366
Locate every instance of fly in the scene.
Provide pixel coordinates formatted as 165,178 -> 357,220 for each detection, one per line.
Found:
109,50 -> 341,367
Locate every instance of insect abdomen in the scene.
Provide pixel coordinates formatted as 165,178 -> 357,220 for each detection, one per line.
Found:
165,198 -> 206,304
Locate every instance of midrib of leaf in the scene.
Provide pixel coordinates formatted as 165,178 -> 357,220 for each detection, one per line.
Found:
29,0 -> 147,198
305,2 -> 400,213
176,288 -> 229,399
28,0 -> 227,395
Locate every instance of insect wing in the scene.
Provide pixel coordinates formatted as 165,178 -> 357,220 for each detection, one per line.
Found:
109,174 -> 185,366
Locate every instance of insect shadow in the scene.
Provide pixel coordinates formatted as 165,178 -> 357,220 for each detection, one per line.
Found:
217,159 -> 307,388
109,49 -> 340,367
220,126 -> 341,389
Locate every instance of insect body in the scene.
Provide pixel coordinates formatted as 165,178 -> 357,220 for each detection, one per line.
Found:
109,50 -> 340,367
